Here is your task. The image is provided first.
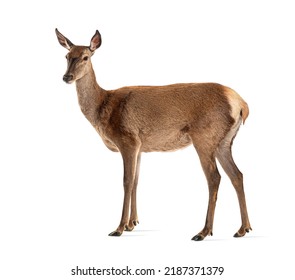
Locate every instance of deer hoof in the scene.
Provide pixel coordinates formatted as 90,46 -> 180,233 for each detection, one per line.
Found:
233,232 -> 243,238
233,226 -> 252,238
124,220 -> 139,231
124,225 -> 134,231
108,230 -> 122,237
191,234 -> 205,241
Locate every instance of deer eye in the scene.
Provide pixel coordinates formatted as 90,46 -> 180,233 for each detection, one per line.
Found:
83,56 -> 89,61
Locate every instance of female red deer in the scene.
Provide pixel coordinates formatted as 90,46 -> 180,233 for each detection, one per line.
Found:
55,29 -> 251,240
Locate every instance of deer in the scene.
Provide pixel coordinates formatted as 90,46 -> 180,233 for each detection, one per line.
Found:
55,28 -> 252,241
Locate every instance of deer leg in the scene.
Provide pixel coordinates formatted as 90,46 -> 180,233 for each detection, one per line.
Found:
109,146 -> 140,237
125,153 -> 141,231
192,150 -> 221,241
216,145 -> 252,237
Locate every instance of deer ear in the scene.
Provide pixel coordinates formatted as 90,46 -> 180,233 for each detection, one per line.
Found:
55,28 -> 74,50
89,30 -> 102,52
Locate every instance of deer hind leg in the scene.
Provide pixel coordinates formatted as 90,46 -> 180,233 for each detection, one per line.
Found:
216,124 -> 252,238
109,145 -> 141,237
191,143 -> 221,241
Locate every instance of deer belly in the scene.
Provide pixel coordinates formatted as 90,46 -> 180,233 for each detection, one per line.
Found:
140,129 -> 192,152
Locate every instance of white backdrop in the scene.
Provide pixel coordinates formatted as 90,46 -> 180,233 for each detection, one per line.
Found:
1,0 -> 294,279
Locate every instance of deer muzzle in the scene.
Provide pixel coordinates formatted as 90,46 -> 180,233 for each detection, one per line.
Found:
63,74 -> 74,83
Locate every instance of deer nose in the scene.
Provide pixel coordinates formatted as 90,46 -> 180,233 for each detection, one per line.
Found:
63,74 -> 73,83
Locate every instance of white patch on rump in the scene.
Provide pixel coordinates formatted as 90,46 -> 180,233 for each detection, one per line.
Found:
223,87 -> 249,124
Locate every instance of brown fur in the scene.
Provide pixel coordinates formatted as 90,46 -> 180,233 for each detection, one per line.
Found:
56,29 -> 251,240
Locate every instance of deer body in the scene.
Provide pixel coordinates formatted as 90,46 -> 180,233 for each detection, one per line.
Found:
56,29 -> 251,240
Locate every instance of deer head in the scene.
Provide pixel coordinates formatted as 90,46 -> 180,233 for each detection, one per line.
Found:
55,29 -> 102,83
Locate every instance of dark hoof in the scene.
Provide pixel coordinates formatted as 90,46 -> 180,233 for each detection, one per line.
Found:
234,227 -> 252,238
233,232 -> 243,238
124,225 -> 133,232
124,220 -> 139,231
191,234 -> 205,241
109,231 -> 122,237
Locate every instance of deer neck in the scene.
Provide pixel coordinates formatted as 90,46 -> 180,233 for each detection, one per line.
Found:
75,65 -> 106,125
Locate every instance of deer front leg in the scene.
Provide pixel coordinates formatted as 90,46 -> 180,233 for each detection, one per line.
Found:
109,146 -> 140,237
125,153 -> 141,231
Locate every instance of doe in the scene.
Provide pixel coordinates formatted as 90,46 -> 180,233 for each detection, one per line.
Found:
55,29 -> 252,240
